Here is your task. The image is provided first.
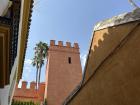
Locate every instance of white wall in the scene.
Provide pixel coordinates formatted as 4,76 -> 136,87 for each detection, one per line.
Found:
0,0 -> 9,16
0,58 -> 18,105
0,85 -> 10,105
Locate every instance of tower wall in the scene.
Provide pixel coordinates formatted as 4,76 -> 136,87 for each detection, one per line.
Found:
45,40 -> 82,105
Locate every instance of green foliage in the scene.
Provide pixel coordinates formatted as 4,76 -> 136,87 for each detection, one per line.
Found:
43,99 -> 47,105
32,41 -> 48,69
12,100 -> 39,105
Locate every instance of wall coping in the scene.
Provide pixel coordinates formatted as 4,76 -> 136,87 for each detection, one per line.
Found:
94,8 -> 140,31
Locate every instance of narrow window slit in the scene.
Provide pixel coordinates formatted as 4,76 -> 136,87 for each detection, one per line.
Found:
68,57 -> 71,64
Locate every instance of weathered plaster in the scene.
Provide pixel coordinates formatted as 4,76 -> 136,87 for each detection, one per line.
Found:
94,9 -> 140,31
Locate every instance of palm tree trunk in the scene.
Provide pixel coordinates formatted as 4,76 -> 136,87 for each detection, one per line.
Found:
36,68 -> 39,90
38,65 -> 41,85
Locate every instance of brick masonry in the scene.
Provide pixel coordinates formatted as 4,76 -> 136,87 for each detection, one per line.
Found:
13,81 -> 45,104
45,40 -> 82,105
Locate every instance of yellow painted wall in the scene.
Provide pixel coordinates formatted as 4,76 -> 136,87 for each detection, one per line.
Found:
67,21 -> 140,105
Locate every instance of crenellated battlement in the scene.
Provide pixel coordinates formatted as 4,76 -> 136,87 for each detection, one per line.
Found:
16,81 -> 45,90
13,81 -> 45,103
50,40 -> 79,49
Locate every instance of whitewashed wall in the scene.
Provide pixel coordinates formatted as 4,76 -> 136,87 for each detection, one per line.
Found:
0,57 -> 18,105
0,85 -> 10,105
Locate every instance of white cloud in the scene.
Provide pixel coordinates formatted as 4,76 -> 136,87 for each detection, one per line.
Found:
24,59 -> 32,65
18,59 -> 32,88
80,53 -> 87,72
23,59 -> 33,80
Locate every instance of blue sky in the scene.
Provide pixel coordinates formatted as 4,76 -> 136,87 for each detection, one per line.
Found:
21,0 -> 136,85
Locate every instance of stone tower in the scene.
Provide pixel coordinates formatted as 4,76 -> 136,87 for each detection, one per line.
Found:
45,40 -> 82,105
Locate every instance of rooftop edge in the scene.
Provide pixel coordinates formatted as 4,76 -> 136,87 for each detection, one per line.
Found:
94,8 -> 140,31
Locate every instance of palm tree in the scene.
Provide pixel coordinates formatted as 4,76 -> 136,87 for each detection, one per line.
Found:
32,55 -> 40,89
32,41 -> 48,89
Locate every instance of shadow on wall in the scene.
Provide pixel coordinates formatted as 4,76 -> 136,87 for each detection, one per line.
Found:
83,21 -> 139,84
